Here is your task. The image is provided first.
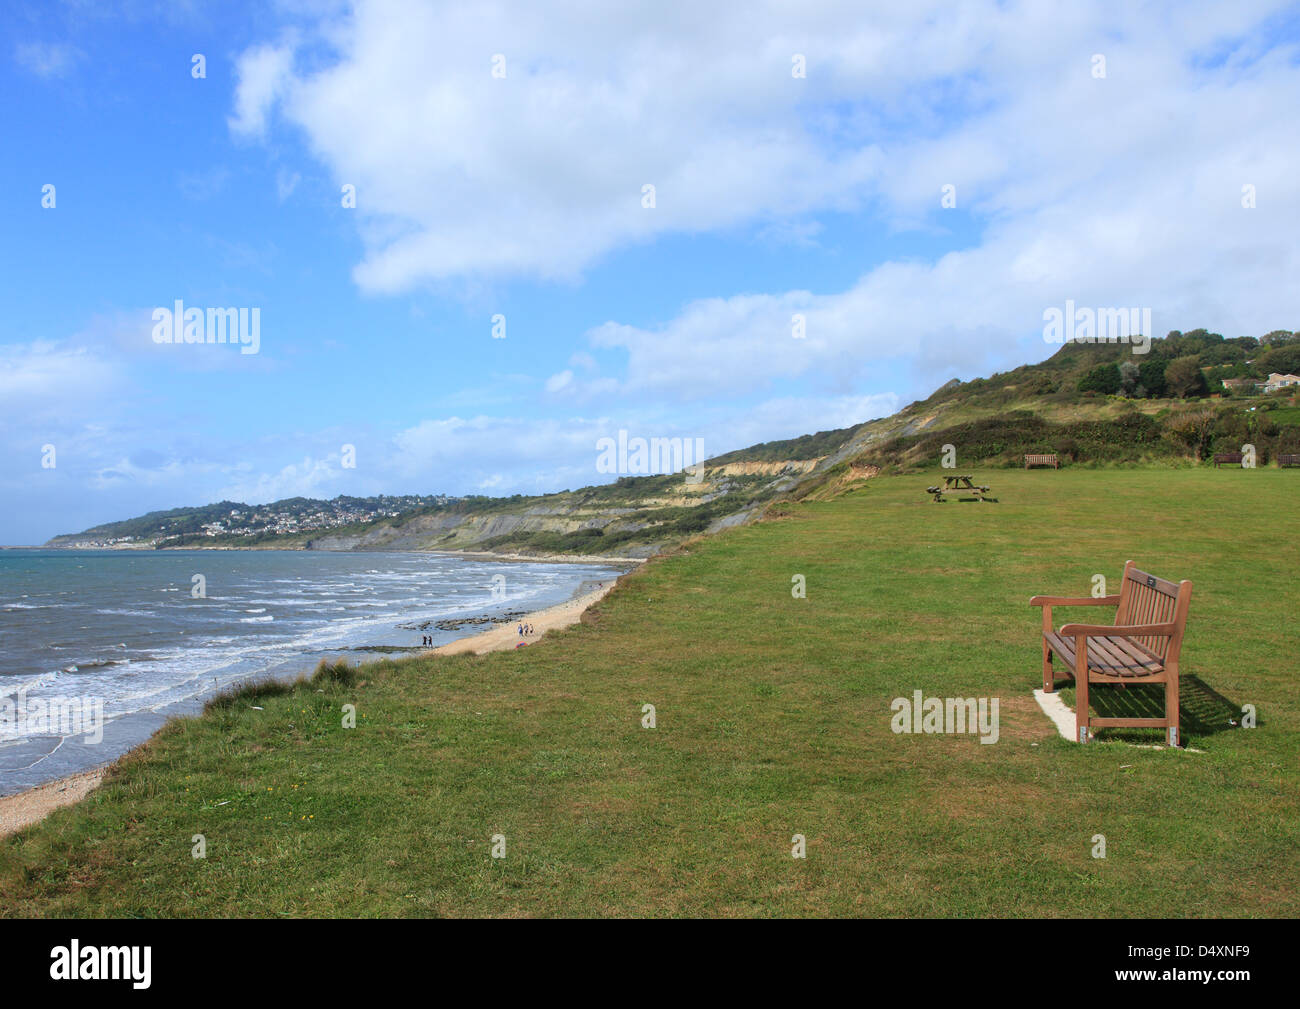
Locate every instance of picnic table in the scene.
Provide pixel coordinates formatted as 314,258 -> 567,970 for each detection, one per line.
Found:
926,474 -> 995,503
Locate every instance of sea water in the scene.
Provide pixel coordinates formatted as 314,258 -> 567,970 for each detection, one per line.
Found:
0,549 -> 622,794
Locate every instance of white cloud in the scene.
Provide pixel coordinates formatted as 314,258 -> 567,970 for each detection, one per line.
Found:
717,394 -> 900,447
14,42 -> 80,79
524,5 -> 1299,402
390,415 -> 604,487
229,40 -> 297,138
230,1 -> 1299,289
217,454 -> 344,503
226,0 -> 1300,404
383,396 -> 891,495
0,341 -> 120,414
544,369 -> 573,393
228,0 -> 952,289
568,351 -> 598,373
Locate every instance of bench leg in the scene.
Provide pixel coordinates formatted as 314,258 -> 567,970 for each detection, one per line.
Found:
1165,673 -> 1180,748
1075,638 -> 1090,743
1040,607 -> 1055,693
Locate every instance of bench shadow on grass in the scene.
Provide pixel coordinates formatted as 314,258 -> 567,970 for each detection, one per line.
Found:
1061,675 -> 1251,744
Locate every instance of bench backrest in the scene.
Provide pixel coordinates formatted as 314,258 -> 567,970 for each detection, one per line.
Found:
1115,560 -> 1193,666
1025,454 -> 1057,465
1215,452 -> 1243,462
1279,454 -> 1300,465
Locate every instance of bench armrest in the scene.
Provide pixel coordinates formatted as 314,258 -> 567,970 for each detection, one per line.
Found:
1059,622 -> 1177,637
1030,595 -> 1120,607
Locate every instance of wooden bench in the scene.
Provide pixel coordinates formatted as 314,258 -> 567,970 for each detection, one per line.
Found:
1213,452 -> 1244,467
1024,454 -> 1059,469
1031,561 -> 1193,747
1278,454 -> 1300,468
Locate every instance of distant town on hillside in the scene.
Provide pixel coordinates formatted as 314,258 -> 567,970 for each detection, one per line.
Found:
48,494 -> 461,548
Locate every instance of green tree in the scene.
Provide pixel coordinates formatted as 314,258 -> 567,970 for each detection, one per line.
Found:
1138,358 -> 1168,397
1165,356 -> 1208,398
1259,343 -> 1300,376
1077,363 -> 1121,394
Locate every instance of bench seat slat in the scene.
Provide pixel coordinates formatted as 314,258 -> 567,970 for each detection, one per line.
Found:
1089,635 -> 1139,670
1044,631 -> 1165,676
1107,634 -> 1164,665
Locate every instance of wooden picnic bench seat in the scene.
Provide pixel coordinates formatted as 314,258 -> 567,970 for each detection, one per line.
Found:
1278,454 -> 1300,468
1213,452 -> 1244,467
1030,560 -> 1192,747
926,475 -> 991,502
1024,453 -> 1059,469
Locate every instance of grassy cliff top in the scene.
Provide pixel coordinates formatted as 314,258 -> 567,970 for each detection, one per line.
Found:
6,466 -> 1298,916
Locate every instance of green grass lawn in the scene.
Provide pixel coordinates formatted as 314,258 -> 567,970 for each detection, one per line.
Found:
3,468 -> 1297,917
1267,405 -> 1300,428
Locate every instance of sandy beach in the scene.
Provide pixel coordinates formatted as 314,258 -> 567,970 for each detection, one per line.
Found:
430,578 -> 619,656
0,571 -> 625,838
0,768 -> 105,839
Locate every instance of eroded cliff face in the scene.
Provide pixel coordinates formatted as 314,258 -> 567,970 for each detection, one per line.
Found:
707,459 -> 823,476
304,459 -> 836,556
308,507 -> 637,552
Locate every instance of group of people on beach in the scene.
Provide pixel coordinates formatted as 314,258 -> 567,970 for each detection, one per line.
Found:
417,622 -> 535,649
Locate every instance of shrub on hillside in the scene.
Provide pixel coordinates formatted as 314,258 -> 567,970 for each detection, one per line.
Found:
1167,408 -> 1218,460
863,409 -> 1168,468
1053,437 -> 1080,462
1077,363 -> 1121,394
1165,356 -> 1209,398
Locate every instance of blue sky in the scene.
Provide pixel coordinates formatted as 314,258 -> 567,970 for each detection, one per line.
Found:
2,0 -> 1298,543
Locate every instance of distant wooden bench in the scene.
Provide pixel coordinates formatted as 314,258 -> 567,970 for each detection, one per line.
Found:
1278,454 -> 1300,468
1213,452 -> 1244,467
1031,560 -> 1193,747
1024,454 -> 1059,469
